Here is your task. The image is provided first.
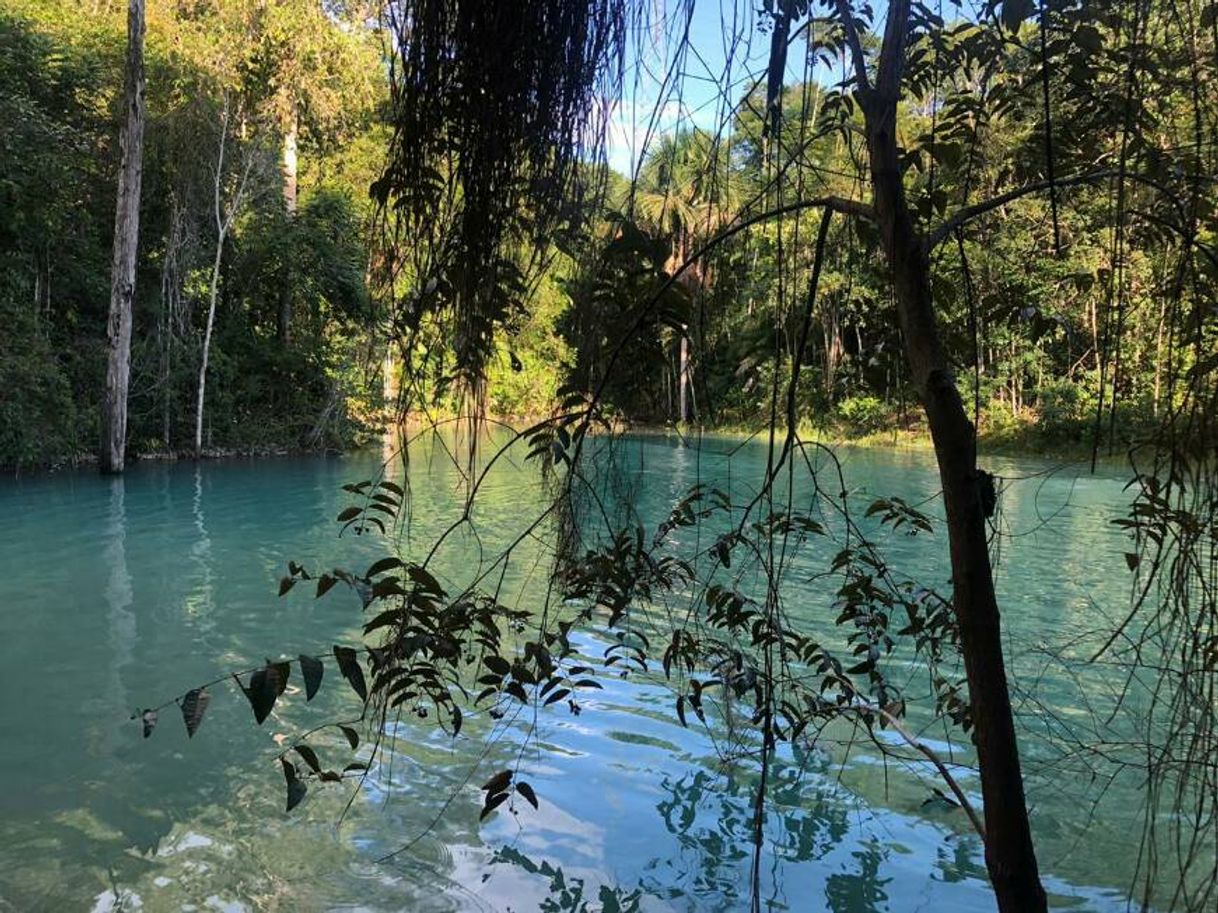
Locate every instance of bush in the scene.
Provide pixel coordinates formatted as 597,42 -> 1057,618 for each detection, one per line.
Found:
834,394 -> 888,434
1035,377 -> 1095,443
0,338 -> 78,467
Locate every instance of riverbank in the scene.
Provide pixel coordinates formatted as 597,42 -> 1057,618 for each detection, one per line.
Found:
8,408 -> 1134,478
614,418 -> 1131,466
2,438 -> 374,477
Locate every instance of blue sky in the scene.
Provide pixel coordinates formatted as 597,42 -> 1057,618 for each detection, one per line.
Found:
603,0 -> 984,176
605,0 -> 773,175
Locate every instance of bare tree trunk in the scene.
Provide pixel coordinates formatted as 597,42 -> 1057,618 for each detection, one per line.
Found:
277,109 -> 298,343
1152,291 -> 1167,416
195,243 -> 223,458
822,299 -> 843,401
282,110 -> 298,216
678,330 -> 689,423
100,0 -> 146,474
159,197 -> 183,449
838,2 -> 1048,909
195,98 -> 251,458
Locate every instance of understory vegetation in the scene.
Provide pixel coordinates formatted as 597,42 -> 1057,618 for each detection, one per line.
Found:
1,0 -> 385,467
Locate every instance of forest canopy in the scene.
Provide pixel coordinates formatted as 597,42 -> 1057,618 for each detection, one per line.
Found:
4,0 -> 1214,470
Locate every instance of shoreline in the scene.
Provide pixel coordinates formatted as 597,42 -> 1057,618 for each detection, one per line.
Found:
5,417 -> 1133,477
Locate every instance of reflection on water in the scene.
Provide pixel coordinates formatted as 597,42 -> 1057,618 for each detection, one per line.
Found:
103,478 -> 134,755
0,437 -> 1172,911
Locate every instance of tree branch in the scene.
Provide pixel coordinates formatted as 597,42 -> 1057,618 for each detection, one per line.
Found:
833,0 -> 871,93
875,0 -> 912,102
926,168 -> 1211,249
927,170 -> 1115,248
872,705 -> 987,842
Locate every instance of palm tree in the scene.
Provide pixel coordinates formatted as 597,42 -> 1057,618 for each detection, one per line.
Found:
632,128 -> 740,422
634,127 -> 738,285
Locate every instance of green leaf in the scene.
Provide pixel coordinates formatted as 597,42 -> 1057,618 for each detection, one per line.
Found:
366,556 -> 404,577
1074,24 -> 1102,53
480,792 -> 509,820
179,688 -> 211,738
481,769 -> 512,793
316,574 -> 337,598
299,655 -> 324,701
240,662 -> 289,725
515,781 -> 539,810
281,759 -> 307,812
483,655 -> 511,676
278,576 -> 295,597
336,507 -> 361,522
1000,0 -> 1033,31
338,725 -> 360,750
505,681 -> 529,703
407,565 -> 444,595
294,745 -> 322,773
333,646 -> 368,702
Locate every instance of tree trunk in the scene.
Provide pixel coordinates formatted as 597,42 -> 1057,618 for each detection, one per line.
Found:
195,101 -> 243,459
856,2 -> 1047,909
277,109 -> 298,343
678,330 -> 689,423
100,0 -> 146,474
195,243 -> 223,458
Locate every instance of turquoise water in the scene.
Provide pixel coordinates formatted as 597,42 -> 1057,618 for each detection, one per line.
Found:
0,433 -> 1159,911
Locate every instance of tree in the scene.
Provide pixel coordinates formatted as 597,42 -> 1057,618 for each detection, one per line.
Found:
99,0 -> 145,474
195,95 -> 258,458
635,128 -> 738,422
833,2 -> 1045,906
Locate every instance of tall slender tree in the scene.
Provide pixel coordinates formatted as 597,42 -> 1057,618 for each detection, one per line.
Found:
832,1 -> 1047,906
100,0 -> 146,474
195,97 -> 255,458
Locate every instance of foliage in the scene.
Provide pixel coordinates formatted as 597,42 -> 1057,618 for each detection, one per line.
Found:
833,395 -> 888,434
0,0 -> 386,468
16,0 -> 1210,909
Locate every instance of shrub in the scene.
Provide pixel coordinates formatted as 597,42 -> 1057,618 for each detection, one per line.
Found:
835,394 -> 888,433
1035,377 -> 1095,443
0,339 -> 78,467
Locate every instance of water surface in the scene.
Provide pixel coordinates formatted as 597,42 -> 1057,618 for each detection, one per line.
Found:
0,434 -> 1158,911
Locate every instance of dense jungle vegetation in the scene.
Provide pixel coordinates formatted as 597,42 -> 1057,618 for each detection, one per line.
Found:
4,0 -> 1213,470
1,0 -> 386,466
3,2 -> 1216,910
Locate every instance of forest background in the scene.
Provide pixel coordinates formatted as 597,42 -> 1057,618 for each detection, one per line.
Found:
3,0 -> 1199,470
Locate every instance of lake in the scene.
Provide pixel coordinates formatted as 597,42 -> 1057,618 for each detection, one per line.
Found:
0,432 -> 1164,911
